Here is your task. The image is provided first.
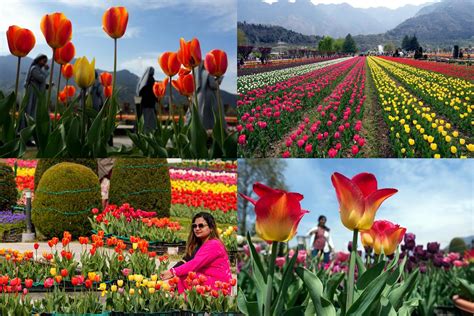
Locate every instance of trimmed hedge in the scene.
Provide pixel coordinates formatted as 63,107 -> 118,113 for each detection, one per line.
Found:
32,162 -> 101,239
0,162 -> 17,212
109,158 -> 171,218
34,159 -> 98,192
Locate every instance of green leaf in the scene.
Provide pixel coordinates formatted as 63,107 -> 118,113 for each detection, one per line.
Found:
346,269 -> 389,315
43,124 -> 65,157
282,306 -> 305,316
355,252 -> 367,275
398,297 -> 421,316
296,267 -> 336,316
324,272 -> 344,302
189,103 -> 209,158
387,269 -> 420,310
274,249 -> 299,314
387,255 -> 407,286
34,90 -> 51,156
246,233 -> 267,314
66,116 -> 82,157
356,261 -> 386,291
457,277 -> 474,301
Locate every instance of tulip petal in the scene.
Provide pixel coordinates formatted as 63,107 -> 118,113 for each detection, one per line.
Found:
331,172 -> 365,230
253,182 -> 281,198
351,173 -> 378,197
358,188 -> 398,230
239,193 -> 256,206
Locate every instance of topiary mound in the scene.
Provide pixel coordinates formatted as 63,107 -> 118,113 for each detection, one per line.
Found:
449,237 -> 467,254
34,159 -> 98,191
0,162 -> 17,212
32,162 -> 101,239
109,158 -> 171,218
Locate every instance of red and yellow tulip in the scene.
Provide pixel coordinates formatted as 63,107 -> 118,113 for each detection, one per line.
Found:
102,6 -> 129,39
204,49 -> 228,77
240,182 -> 308,242
40,12 -> 72,49
331,172 -> 397,230
177,38 -> 201,69
153,80 -> 168,100
360,220 -> 406,255
172,73 -> 194,97
159,52 -> 181,77
6,25 -> 35,57
54,41 -> 75,65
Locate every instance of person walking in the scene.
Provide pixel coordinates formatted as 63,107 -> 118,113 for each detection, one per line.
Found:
136,67 -> 158,133
307,215 -> 334,263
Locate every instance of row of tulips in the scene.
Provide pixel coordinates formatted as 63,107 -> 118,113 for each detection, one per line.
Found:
368,57 -> 473,158
169,168 -> 237,185
376,57 -> 473,135
238,57 -> 360,157
237,57 -> 349,93
281,57 -> 367,157
168,160 -> 237,172
382,56 -> 474,81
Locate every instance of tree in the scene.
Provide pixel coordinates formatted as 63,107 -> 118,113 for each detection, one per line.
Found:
238,159 -> 288,235
237,29 -> 248,46
409,35 -> 420,51
237,45 -> 254,60
318,36 -> 334,55
401,35 -> 410,50
384,42 -> 396,53
333,38 -> 345,52
258,47 -> 272,64
342,33 -> 357,54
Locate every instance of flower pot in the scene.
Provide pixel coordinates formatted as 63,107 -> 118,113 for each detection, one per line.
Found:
453,295 -> 474,315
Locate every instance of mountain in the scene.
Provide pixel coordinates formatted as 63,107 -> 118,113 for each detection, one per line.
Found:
238,0 -> 432,37
238,22 -> 322,45
0,55 -> 236,109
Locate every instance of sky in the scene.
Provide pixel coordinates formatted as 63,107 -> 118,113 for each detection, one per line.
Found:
0,0 -> 237,93
250,159 -> 473,252
263,0 -> 439,9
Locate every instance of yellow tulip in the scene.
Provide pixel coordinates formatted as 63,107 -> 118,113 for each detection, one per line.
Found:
117,280 -> 123,287
151,274 -> 158,281
408,139 -> 415,146
74,56 -> 95,89
129,288 -> 135,295
50,268 -> 57,276
99,283 -> 107,291
430,143 -> 437,151
460,139 -> 466,145
452,131 -> 459,137
111,285 -> 117,292
467,144 -> 474,152
149,287 -> 156,294
434,154 -> 441,159
128,275 -> 134,281
450,146 -> 457,154
445,136 -> 451,142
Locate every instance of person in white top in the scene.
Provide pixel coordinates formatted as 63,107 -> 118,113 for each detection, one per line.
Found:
307,215 -> 334,263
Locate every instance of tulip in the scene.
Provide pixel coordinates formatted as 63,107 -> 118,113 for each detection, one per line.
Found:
177,38 -> 201,69
159,52 -> 181,77
104,86 -> 113,98
204,49 -> 228,78
102,7 -> 129,39
153,80 -> 167,100
331,172 -> 398,231
64,85 -> 76,98
40,13 -> 72,49
58,90 -> 67,103
24,279 -> 33,288
172,73 -> 194,97
360,220 -> 406,255
43,278 -> 54,288
54,41 -> 75,65
240,182 -> 308,242
62,63 -> 74,80
6,25 -> 35,58
74,57 -> 95,89
100,72 -> 113,87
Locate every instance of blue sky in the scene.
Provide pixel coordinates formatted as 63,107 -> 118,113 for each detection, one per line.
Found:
263,0 -> 439,9
252,159 -> 473,251
0,0 -> 237,93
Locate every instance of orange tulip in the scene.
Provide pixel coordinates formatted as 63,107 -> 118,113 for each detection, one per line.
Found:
331,172 -> 398,231
6,25 -> 35,57
40,12 -> 72,49
62,63 -> 74,79
360,220 -> 406,255
64,85 -> 76,98
172,73 -> 194,97
102,6 -> 129,39
240,183 -> 309,242
178,67 -> 191,77
54,41 -> 75,65
58,90 -> 67,103
159,52 -> 181,77
177,38 -> 201,69
153,79 -> 168,100
204,49 -> 228,77
104,86 -> 113,98
99,72 -> 113,87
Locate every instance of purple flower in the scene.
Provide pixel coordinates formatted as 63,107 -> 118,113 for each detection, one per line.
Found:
403,233 -> 416,251
419,263 -> 427,273
427,242 -> 440,254
0,212 -> 26,224
348,241 -> 353,252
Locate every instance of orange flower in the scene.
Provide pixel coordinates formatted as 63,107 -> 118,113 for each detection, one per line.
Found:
331,172 -> 398,230
6,25 -> 35,57
58,90 -> 67,103
64,85 -> 76,98
99,72 -> 113,87
172,73 -> 194,97
54,41 -> 75,65
102,6 -> 129,39
240,182 -> 309,242
159,52 -> 181,77
62,63 -> 74,79
104,86 -> 113,98
204,49 -> 228,77
153,79 -> 168,100
178,67 -> 191,77
360,220 -> 406,255
40,12 -> 72,49
177,38 -> 201,69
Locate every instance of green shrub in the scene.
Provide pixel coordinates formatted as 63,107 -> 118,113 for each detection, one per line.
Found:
449,237 -> 467,254
0,162 -> 17,212
109,158 -> 171,217
34,159 -> 98,191
32,162 -> 101,239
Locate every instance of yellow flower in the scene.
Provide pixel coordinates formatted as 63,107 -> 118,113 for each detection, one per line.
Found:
408,139 -> 415,146
427,136 -> 434,143
132,243 -> 138,250
50,268 -> 57,276
74,56 -> 96,89
445,135 -> 452,142
129,288 -> 135,295
88,272 -> 96,281
430,143 -> 437,151
111,285 -> 117,292
434,154 -> 441,159
149,287 -> 156,294
117,280 -> 123,287
128,275 -> 134,282
450,146 -> 457,154
162,282 -> 170,291
142,279 -> 148,287
401,148 -> 406,154
98,283 -> 107,291
151,274 -> 158,281
467,144 -> 474,152
460,139 -> 466,145
148,281 -> 156,288
452,131 -> 459,137
134,275 -> 144,283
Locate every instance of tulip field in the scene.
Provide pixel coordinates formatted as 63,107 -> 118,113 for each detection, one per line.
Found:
237,56 -> 473,158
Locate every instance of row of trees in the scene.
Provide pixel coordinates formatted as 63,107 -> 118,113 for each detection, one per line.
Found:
318,34 -> 357,55
401,35 -> 421,51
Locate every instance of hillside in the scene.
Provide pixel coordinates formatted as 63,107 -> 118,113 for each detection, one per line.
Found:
238,22 -> 321,45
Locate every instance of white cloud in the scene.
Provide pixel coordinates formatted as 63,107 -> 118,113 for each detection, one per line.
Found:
120,53 -> 161,77
263,0 -> 438,9
75,26 -> 141,39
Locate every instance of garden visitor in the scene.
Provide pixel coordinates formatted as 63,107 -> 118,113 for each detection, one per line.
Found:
307,215 -> 334,263
98,158 -> 114,209
136,66 -> 158,132
160,212 -> 232,293
21,54 -> 49,138
90,71 -> 105,112
186,63 -> 226,130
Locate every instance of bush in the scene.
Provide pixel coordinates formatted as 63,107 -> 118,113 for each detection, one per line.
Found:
449,237 -> 467,254
32,162 -> 101,239
0,162 -> 17,212
34,159 -> 98,191
109,158 -> 171,217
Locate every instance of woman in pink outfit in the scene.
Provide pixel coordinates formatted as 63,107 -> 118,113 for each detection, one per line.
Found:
160,212 -> 231,293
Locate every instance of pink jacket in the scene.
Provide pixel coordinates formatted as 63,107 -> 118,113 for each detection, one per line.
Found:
173,239 -> 231,293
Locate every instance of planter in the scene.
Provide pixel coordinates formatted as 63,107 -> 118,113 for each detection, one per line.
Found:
453,295 -> 474,315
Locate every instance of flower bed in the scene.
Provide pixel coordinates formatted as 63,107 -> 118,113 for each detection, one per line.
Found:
0,212 -> 25,242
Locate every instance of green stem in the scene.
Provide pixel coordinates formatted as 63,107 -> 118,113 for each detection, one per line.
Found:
46,49 -> 56,114
191,67 -> 199,116
215,79 -> 225,148
113,39 -> 117,94
81,88 -> 86,143
264,241 -> 278,316
54,64 -> 62,127
346,229 -> 358,313
14,56 -> 21,117
65,79 -> 69,109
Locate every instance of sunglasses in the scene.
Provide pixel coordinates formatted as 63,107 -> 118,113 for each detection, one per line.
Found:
192,223 -> 208,230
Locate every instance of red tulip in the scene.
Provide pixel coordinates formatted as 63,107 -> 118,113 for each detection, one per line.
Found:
43,278 -> 54,288
172,73 -> 194,97
104,86 -> 113,98
240,182 -> 308,242
58,90 -> 67,103
204,49 -> 228,77
40,12 -> 72,49
99,72 -> 113,87
159,52 -> 181,77
177,38 -> 201,69
64,85 -> 76,98
60,269 -> 68,278
62,63 -> 74,79
153,79 -> 168,100
33,243 -> 39,250
360,220 -> 406,255
24,279 -> 33,288
102,6 -> 129,39
54,41 -> 75,65
6,25 -> 35,57
331,172 -> 397,230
